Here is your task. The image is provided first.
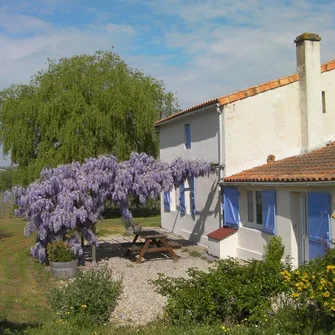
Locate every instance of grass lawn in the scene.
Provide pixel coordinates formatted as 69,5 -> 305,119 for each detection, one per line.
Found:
0,215 -> 161,333
96,215 -> 161,236
0,218 -> 52,332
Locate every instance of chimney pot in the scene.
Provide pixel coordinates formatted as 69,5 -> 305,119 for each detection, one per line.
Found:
294,32 -> 321,44
267,154 -> 275,164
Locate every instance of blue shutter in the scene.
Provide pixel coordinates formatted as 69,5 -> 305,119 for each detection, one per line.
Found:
179,182 -> 186,215
223,187 -> 239,227
308,192 -> 330,260
163,192 -> 170,212
190,177 -> 196,218
185,124 -> 191,149
262,190 -> 276,235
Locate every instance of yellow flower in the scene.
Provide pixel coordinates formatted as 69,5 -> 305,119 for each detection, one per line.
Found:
324,302 -> 329,307
291,292 -> 300,299
323,291 -> 330,298
81,304 -> 87,308
65,311 -> 70,315
327,265 -> 335,272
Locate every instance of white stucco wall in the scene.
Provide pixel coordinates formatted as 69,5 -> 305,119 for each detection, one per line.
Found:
236,185 -> 335,267
223,69 -> 335,177
159,107 -> 220,164
223,83 -> 302,177
158,107 -> 222,245
321,70 -> 335,143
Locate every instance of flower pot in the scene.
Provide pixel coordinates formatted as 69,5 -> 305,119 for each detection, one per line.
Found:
50,259 -> 78,279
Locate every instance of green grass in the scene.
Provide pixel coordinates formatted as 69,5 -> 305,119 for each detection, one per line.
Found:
96,215 -> 161,237
0,215 -> 161,333
0,218 -> 52,330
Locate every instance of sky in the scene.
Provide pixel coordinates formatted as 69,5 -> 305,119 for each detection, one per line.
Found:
0,0 -> 335,165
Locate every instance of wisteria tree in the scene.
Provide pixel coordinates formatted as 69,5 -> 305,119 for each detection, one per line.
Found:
5,152 -> 214,264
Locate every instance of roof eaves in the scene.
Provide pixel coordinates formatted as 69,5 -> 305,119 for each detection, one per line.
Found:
155,98 -> 218,126
156,59 -> 335,125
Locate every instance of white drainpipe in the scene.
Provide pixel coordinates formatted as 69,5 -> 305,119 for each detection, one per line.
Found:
216,103 -> 224,181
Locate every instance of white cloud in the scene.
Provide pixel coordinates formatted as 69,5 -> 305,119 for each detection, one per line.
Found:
0,13 -> 50,33
0,0 -> 335,112
105,23 -> 136,35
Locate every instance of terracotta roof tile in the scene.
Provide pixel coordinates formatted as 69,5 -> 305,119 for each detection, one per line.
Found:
207,227 -> 237,241
155,59 -> 335,126
224,142 -> 335,183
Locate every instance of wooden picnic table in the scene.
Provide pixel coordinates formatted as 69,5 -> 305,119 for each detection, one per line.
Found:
127,230 -> 178,263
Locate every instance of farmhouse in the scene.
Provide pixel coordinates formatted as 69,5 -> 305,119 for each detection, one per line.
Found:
156,33 -> 335,267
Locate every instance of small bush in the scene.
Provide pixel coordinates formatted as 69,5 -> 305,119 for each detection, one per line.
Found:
46,241 -> 76,262
154,236 -> 286,326
47,266 -> 122,324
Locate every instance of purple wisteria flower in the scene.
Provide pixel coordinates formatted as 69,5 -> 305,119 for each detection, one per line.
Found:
6,152 -> 214,263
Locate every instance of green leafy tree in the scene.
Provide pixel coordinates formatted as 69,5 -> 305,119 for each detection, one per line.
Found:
0,51 -> 179,184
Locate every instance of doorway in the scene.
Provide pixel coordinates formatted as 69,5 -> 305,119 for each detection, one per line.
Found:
290,192 -> 330,265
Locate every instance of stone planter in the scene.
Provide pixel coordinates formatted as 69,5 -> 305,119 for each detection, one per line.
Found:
49,259 -> 78,279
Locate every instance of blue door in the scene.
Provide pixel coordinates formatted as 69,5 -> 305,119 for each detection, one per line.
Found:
307,193 -> 330,260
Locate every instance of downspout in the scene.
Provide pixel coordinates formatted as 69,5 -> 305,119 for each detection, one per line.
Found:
216,103 -> 223,182
216,103 -> 224,228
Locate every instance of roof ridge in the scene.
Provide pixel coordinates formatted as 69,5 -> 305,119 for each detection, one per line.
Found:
156,58 -> 335,126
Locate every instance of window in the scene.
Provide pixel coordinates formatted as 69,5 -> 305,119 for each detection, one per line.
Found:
184,124 -> 191,149
322,91 -> 326,113
170,187 -> 176,211
247,190 -> 262,228
246,190 -> 276,234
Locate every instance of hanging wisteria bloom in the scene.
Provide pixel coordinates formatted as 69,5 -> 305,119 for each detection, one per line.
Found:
6,152 -> 214,263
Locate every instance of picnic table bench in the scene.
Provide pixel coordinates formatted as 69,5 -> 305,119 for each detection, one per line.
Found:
126,230 -> 178,263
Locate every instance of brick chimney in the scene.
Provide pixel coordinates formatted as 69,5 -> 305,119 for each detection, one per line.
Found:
295,33 -> 323,152
267,154 -> 275,165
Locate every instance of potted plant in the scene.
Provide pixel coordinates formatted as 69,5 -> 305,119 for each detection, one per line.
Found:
47,241 -> 78,279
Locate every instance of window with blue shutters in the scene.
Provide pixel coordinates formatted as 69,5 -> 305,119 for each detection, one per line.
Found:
262,190 -> 276,235
184,124 -> 191,149
179,182 -> 186,216
189,177 -> 196,219
163,192 -> 170,212
223,186 -> 240,227
247,189 -> 276,234
307,192 -> 330,260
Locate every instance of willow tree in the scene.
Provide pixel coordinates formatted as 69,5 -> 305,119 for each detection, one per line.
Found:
0,51 -> 179,184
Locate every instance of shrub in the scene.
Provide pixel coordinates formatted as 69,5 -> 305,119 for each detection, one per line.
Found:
278,245 -> 335,334
46,241 -> 76,262
154,236 -> 286,326
46,266 -> 122,324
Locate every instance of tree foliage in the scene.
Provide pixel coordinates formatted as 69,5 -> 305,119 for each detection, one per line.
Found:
0,51 -> 179,184
6,152 -> 214,263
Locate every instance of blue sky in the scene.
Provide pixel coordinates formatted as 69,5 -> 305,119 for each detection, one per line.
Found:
0,0 -> 335,165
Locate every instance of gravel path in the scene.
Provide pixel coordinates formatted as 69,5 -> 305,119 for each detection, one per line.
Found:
90,233 -> 214,326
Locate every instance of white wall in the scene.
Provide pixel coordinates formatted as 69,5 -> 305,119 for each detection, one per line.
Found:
159,107 -> 220,163
159,107 -> 222,245
237,185 -> 335,267
224,70 -> 335,177
321,70 -> 335,143
161,173 -> 220,245
223,83 -> 302,177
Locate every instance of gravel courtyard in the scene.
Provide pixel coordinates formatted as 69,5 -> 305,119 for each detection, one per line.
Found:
86,231 -> 214,326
